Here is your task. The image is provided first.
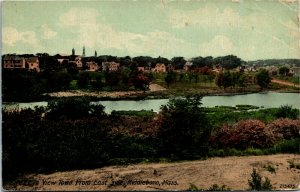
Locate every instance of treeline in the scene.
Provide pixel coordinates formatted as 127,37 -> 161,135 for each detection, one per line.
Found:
214,69 -> 272,90
4,53 -> 244,70
3,97 -> 300,183
248,59 -> 300,67
2,66 -> 152,101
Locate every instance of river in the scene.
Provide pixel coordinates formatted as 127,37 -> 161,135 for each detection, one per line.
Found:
2,92 -> 300,114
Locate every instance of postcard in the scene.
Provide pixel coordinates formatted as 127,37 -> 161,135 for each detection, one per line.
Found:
2,0 -> 300,191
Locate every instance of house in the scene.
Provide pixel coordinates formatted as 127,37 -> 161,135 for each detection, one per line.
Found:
86,61 -> 99,71
102,61 -> 120,71
152,63 -> 166,73
57,58 -> 69,64
291,67 -> 300,77
138,66 -> 145,72
25,57 -> 40,72
75,56 -> 82,68
3,55 -> 26,69
265,66 -> 278,75
183,61 -> 193,71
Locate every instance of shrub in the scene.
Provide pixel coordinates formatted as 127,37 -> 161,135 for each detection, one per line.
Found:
188,183 -> 199,191
46,97 -> 105,120
267,118 -> 300,140
77,72 -> 91,88
275,105 -> 299,119
212,119 -> 275,150
264,164 -> 276,174
208,184 -> 231,191
287,160 -> 300,169
248,168 -> 272,190
274,138 -> 300,153
157,96 -> 212,158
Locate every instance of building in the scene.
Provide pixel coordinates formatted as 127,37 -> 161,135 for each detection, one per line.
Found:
82,46 -> 86,57
152,63 -> 166,73
75,56 -> 82,68
3,55 -> 40,72
3,55 -> 26,69
86,61 -> 99,71
25,57 -> 40,72
138,66 -> 145,72
291,67 -> 300,77
183,61 -> 193,71
102,61 -> 120,71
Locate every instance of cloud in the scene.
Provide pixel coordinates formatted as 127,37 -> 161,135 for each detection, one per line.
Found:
59,7 -> 100,28
169,7 -> 241,28
3,27 -> 41,48
59,7 -> 191,57
41,24 -> 57,39
199,35 -> 235,57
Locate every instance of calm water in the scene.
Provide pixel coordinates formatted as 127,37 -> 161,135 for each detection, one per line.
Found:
3,92 -> 300,114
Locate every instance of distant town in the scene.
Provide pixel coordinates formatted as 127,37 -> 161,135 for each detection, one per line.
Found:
3,46 -> 300,76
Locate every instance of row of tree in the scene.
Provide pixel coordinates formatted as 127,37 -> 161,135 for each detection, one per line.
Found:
4,54 -> 244,71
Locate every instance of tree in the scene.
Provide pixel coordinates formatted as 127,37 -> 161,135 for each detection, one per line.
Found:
215,72 -> 224,89
132,56 -> 153,67
91,74 -> 103,90
165,72 -> 176,88
132,74 -> 150,91
222,71 -> 232,89
77,72 -> 91,88
213,55 -> 242,70
256,69 -> 271,89
105,71 -> 120,90
238,74 -> 246,89
248,169 -> 272,190
171,57 -> 186,70
279,66 -> 289,76
155,56 -> 170,65
158,96 -> 212,158
45,98 -> 106,121
66,63 -> 79,78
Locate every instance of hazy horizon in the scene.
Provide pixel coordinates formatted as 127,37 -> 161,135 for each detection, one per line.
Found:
2,0 -> 300,61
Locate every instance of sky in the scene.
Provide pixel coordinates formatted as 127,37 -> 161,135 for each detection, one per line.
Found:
2,0 -> 300,61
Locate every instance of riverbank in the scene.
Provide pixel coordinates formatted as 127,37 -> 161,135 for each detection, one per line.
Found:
3,82 -> 299,103
5,154 -> 300,191
44,81 -> 300,101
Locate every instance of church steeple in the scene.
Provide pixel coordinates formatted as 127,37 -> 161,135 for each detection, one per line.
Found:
82,45 -> 86,57
72,48 -> 75,56
95,50 -> 97,57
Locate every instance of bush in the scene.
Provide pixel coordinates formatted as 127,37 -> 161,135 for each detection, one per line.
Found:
287,160 -> 300,169
208,184 -> 231,191
77,72 -> 91,88
275,105 -> 299,119
274,139 -> 300,153
248,168 -> 272,190
263,164 -> 276,174
157,96 -> 212,158
46,97 -> 105,120
212,119 -> 275,150
267,118 -> 300,140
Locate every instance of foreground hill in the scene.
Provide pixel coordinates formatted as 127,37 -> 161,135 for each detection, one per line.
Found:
6,154 -> 300,191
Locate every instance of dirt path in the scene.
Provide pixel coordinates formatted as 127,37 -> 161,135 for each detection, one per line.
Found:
149,83 -> 166,92
7,154 -> 300,191
272,78 -> 300,88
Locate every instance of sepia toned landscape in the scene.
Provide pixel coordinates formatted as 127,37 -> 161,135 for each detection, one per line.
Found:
2,0 -> 300,191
